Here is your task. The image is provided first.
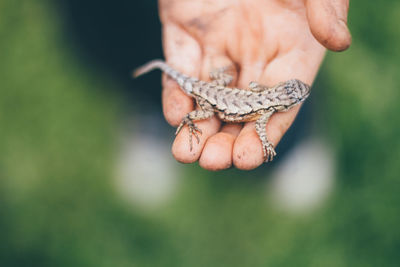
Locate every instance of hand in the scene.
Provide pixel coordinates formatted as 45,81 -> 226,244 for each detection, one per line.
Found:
159,0 -> 351,170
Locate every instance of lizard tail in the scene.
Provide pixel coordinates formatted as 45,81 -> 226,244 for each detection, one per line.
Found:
133,59 -> 172,78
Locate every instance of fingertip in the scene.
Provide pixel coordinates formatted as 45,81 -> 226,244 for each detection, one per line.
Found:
307,0 -> 352,52
231,107 -> 300,170
171,131 -> 199,163
232,123 -> 264,170
199,124 -> 241,170
171,117 -> 221,164
311,19 -> 352,52
330,20 -> 352,52
199,132 -> 235,171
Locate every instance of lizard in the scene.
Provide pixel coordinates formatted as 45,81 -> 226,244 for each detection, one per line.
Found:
133,59 -> 311,162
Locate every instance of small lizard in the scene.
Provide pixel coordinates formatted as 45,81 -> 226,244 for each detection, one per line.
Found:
133,60 -> 311,162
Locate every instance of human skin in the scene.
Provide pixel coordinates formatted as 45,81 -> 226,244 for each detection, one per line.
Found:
159,0 -> 351,170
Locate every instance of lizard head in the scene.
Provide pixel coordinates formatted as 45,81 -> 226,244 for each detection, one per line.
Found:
273,79 -> 311,111
286,79 -> 311,101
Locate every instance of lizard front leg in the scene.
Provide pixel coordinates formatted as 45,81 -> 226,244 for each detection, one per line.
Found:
176,98 -> 215,151
248,81 -> 283,93
209,65 -> 234,86
255,110 -> 277,162
249,81 -> 269,92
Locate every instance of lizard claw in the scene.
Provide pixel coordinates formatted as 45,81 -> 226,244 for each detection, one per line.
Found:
188,122 -> 202,151
249,81 -> 259,89
192,125 -> 202,143
175,118 -> 202,151
175,122 -> 184,135
263,143 -> 277,162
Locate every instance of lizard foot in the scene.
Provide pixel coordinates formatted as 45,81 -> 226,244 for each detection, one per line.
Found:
262,143 -> 277,162
176,118 -> 202,151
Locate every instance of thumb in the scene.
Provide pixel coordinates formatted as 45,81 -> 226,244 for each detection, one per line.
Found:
306,0 -> 352,52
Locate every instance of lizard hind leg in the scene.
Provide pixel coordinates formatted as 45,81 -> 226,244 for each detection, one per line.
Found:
175,99 -> 215,151
255,111 -> 277,162
209,65 -> 234,86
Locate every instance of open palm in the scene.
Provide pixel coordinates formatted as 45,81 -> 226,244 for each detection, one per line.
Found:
159,0 -> 350,170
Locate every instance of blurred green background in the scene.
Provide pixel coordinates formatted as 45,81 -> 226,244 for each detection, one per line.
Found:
1,1 -> 400,266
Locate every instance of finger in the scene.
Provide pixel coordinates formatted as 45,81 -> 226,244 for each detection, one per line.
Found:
162,23 -> 202,126
306,0 -> 351,52
198,53 -> 241,169
231,61 -> 268,170
172,116 -> 220,163
199,124 -> 241,170
233,122 -> 265,170
233,48 -> 325,170
173,52 -> 234,164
